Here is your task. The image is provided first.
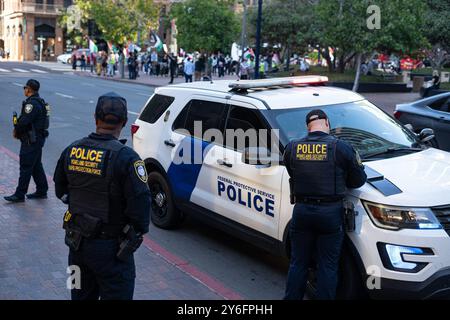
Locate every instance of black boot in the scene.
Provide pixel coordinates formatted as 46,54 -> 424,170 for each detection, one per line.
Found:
26,192 -> 48,199
4,194 -> 25,203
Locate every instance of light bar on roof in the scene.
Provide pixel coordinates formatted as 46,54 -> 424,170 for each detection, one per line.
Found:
228,76 -> 329,90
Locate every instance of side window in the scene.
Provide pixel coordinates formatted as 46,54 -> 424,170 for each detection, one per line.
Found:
139,94 -> 175,124
173,99 -> 227,142
429,97 -> 450,112
225,106 -> 269,151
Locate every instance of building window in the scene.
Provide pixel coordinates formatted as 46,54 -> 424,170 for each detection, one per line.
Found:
12,25 -> 16,37
6,26 -> 9,37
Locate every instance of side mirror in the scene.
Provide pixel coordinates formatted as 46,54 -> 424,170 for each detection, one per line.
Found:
404,123 -> 414,132
242,147 -> 279,166
419,128 -> 435,143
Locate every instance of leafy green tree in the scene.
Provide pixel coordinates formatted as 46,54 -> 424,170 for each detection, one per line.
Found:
67,0 -> 159,46
248,0 -> 316,70
424,0 -> 450,70
170,0 -> 240,54
316,0 -> 428,91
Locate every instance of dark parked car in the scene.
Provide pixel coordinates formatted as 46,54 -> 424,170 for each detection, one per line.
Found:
395,92 -> 450,151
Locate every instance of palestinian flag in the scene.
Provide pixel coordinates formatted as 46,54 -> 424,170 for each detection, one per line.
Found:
151,31 -> 164,52
244,48 -> 255,60
89,39 -> 98,53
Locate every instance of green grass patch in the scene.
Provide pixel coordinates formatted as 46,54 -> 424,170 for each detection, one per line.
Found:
441,82 -> 450,90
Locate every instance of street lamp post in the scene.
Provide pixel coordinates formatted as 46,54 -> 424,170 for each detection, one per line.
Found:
240,0 -> 247,65
254,0 -> 263,79
37,36 -> 46,62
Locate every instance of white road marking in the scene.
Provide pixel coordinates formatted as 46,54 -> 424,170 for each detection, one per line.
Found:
55,92 -> 74,99
0,68 -> 11,72
13,68 -> 29,73
31,69 -> 48,74
128,111 -> 140,116
12,82 -> 23,87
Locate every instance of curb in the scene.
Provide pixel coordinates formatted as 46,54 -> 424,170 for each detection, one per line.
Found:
75,72 -> 163,88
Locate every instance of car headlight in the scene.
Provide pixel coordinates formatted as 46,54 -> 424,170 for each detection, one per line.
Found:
362,201 -> 442,230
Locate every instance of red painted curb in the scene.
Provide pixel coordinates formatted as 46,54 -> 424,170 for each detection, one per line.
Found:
0,144 -> 244,300
142,237 -> 243,300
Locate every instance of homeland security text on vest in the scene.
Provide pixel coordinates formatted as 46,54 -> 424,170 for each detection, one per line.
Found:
68,147 -> 105,176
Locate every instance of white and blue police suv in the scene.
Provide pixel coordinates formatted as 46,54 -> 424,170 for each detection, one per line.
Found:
132,76 -> 450,299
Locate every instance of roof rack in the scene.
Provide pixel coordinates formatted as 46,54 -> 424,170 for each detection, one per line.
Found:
228,76 -> 328,92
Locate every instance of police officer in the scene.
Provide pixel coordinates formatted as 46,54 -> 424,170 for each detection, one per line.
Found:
5,79 -> 50,203
53,92 -> 151,300
283,109 -> 367,300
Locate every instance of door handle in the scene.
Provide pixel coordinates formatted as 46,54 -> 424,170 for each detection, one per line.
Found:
217,159 -> 233,168
164,140 -> 176,148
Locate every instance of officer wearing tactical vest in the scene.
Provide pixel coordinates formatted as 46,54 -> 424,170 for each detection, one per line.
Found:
53,92 -> 150,300
283,109 -> 367,300
5,79 -> 50,203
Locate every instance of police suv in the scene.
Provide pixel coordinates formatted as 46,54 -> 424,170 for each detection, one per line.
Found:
132,76 -> 450,299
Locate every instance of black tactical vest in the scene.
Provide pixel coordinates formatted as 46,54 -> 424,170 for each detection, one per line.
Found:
291,134 -> 346,199
29,96 -> 50,131
65,137 -> 126,223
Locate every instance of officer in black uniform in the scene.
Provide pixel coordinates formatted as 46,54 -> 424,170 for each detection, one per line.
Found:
283,109 -> 367,300
53,92 -> 151,300
5,79 -> 50,203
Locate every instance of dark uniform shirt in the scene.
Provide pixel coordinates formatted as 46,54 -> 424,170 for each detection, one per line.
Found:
284,131 -> 367,192
54,133 -> 151,234
15,93 -> 47,154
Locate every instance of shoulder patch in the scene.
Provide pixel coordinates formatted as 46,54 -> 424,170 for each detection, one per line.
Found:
134,160 -> 148,183
355,150 -> 362,166
25,104 -> 33,114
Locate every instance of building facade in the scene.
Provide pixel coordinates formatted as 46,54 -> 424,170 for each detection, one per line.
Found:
0,0 -> 72,61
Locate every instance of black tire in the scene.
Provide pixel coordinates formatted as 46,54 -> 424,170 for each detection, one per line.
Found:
306,248 -> 368,300
67,58 -> 72,64
148,171 -> 183,229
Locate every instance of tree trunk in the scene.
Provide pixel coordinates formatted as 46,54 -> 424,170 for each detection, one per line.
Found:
322,47 -> 334,72
352,53 -> 363,92
339,53 -> 346,73
285,45 -> 290,72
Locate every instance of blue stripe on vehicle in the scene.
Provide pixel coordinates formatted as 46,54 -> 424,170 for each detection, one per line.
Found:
167,136 -> 211,201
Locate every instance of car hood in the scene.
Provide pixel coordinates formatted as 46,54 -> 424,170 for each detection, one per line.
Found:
350,148 -> 450,207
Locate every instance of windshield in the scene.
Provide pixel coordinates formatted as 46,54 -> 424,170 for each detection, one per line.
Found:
262,100 -> 418,158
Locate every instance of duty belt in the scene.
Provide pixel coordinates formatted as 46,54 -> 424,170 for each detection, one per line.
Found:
296,197 -> 343,204
96,225 -> 124,239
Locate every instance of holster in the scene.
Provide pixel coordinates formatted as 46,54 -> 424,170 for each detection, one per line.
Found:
62,210 -> 102,248
117,225 -> 143,261
343,200 -> 356,232
65,229 -> 83,251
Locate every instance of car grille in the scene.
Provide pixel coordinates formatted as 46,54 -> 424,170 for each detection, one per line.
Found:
433,206 -> 450,236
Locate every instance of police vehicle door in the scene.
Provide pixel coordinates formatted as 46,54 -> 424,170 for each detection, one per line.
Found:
168,97 -> 228,205
202,101 -> 282,239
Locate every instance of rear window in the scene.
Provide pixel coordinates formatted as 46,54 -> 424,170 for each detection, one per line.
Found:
139,94 -> 175,124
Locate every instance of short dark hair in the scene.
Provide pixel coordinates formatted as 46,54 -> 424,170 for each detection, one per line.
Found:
25,79 -> 40,92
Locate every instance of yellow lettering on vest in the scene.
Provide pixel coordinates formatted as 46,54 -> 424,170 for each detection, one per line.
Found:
95,151 -> 104,162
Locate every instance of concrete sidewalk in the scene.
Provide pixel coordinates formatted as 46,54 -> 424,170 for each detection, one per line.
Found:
0,145 -> 227,300
75,69 -> 240,88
